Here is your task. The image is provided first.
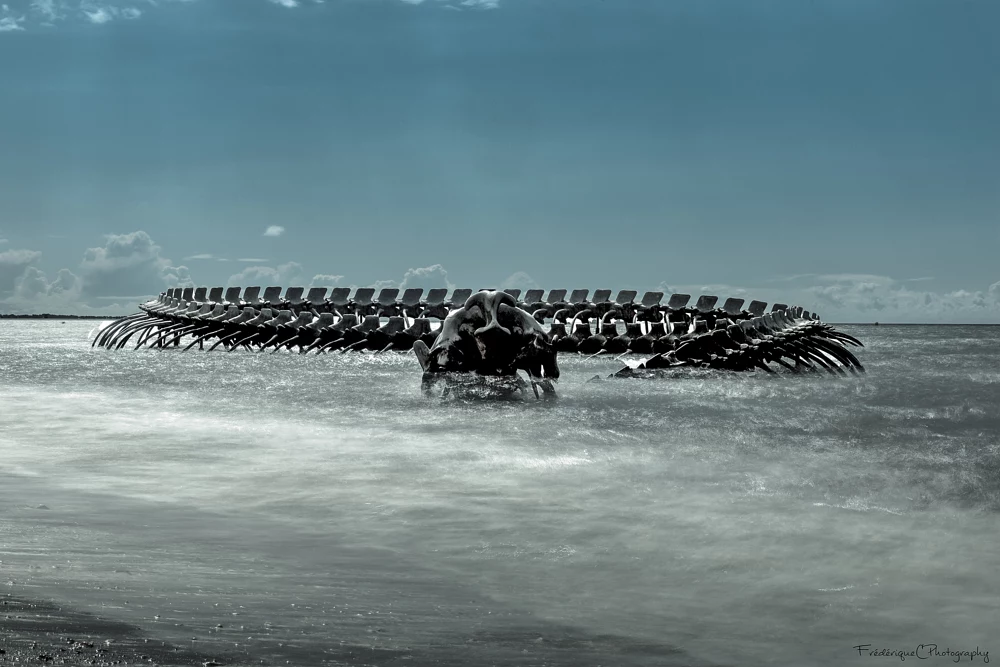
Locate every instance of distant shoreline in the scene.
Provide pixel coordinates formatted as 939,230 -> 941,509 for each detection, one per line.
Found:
1,314 -> 997,325
0,314 -> 126,320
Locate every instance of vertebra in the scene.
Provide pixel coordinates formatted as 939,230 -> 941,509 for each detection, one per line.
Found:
93,286 -> 863,376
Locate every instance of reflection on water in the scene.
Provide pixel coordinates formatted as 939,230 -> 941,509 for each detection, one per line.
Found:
1,321 -> 998,665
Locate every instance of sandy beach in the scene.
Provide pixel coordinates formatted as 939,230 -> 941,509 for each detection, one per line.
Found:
0,595 -> 231,666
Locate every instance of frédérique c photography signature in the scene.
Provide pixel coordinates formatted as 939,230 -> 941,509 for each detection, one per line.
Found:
853,644 -> 989,663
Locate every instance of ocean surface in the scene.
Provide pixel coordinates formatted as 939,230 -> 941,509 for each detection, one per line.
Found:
1,320 -> 998,666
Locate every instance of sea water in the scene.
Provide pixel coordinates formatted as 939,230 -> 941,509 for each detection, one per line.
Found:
1,320 -> 998,666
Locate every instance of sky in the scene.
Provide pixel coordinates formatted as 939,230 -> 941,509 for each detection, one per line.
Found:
0,0 -> 997,322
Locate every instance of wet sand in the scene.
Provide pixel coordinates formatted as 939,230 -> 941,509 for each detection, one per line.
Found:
1,592 -> 716,667
0,473 -> 714,667
0,595 -> 233,666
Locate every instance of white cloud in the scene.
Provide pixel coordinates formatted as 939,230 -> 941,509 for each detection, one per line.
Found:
30,0 -> 58,20
310,274 -> 344,286
354,265 -> 456,295
237,257 -> 269,263
0,231 -> 203,314
0,248 -> 42,263
1,248 -> 43,293
399,264 -> 454,290
161,264 -> 195,288
399,0 -> 498,7
76,2 -> 142,24
227,261 -> 303,287
83,7 -> 112,23
500,271 -> 539,292
4,238 -> 998,323
3,265 -> 131,316
77,230 -> 196,300
0,15 -> 24,31
263,225 -> 285,237
184,253 -> 215,260
0,238 -> 8,244
93,294 -> 162,300
657,273 -> 1000,324
5,0 -> 498,32
14,266 -> 81,301
80,230 -> 163,272
12,266 -> 52,300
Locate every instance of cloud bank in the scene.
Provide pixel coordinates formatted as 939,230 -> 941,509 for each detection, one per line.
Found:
227,261 -> 303,287
499,271 -> 540,293
4,236 -> 1000,323
657,273 -> 1000,324
0,231 -> 194,315
1,0 -> 498,33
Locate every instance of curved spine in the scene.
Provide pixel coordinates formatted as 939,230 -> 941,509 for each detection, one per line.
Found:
94,286 -> 865,376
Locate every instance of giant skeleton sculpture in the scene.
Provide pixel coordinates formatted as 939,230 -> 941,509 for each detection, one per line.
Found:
93,286 -> 864,398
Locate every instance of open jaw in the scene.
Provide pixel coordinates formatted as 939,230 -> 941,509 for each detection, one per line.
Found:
92,286 -> 863,395
413,291 -> 559,400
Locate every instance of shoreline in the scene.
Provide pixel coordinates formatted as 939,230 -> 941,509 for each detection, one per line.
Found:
0,315 -> 127,320
0,594 -> 238,666
2,314 -> 999,326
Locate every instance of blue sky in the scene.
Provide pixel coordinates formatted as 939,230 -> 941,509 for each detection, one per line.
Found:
1,0 -> 997,321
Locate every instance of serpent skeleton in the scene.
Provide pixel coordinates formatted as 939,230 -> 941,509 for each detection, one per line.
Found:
93,286 -> 864,398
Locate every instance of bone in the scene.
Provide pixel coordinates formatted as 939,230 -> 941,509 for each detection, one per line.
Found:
523,289 -> 544,304
639,292 -> 663,308
283,287 -> 306,308
721,298 -> 745,316
242,286 -> 262,306
666,293 -> 691,309
592,289 -> 612,304
328,287 -> 352,309
613,290 -> 637,305
545,289 -> 568,305
261,286 -> 283,307
449,289 -> 473,306
94,285 -> 864,378
693,295 -> 718,312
